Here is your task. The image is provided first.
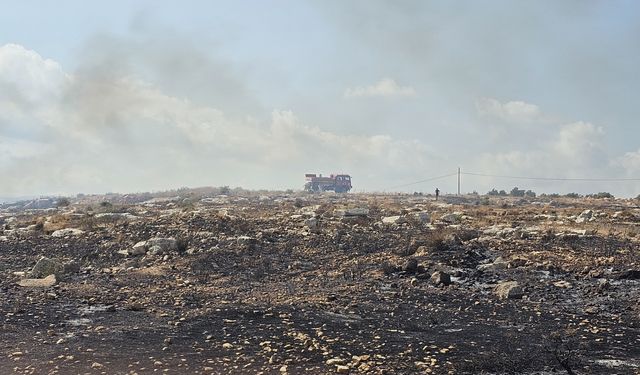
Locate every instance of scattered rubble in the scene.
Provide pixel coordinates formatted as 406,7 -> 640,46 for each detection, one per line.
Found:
0,191 -> 638,374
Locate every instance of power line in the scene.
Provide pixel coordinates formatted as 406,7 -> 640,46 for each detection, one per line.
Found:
377,169 -> 640,194
462,171 -> 640,182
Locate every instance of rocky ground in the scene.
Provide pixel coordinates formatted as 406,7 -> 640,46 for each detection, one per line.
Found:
1,191 -> 639,374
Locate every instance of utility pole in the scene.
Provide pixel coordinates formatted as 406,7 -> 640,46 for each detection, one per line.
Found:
457,167 -> 461,196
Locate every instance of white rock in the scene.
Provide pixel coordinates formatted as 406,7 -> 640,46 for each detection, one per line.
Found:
477,257 -> 509,272
299,205 -> 320,217
575,209 -> 593,223
51,228 -> 84,237
382,216 -> 402,224
18,274 -> 57,287
129,241 -> 148,256
553,280 -> 572,288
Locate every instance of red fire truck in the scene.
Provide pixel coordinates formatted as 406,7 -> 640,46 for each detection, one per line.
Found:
304,173 -> 352,193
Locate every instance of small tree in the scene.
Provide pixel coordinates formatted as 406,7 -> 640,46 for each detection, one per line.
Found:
510,187 -> 525,197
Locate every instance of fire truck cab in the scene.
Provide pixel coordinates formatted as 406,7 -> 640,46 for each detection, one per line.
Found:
304,173 -> 352,193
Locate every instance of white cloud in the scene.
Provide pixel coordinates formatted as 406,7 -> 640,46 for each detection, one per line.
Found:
266,110 -> 432,168
2,43 -> 636,196
0,136 -> 46,162
476,97 -> 540,123
615,149 -> 640,175
0,44 -> 69,104
552,121 -> 604,160
344,78 -> 416,98
468,118 -> 623,196
478,121 -> 606,173
0,44 -> 435,195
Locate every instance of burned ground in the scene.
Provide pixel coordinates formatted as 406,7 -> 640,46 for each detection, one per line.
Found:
1,193 -> 639,374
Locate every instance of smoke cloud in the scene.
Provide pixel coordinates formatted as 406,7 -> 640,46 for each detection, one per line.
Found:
2,2 -> 640,197
0,41 -> 437,196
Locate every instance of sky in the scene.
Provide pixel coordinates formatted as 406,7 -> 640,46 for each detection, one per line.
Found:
1,0 -> 640,197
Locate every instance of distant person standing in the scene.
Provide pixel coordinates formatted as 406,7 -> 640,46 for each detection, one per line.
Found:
435,188 -> 440,201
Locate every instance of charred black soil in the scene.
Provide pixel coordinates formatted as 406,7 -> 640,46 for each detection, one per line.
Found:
1,193 -> 639,374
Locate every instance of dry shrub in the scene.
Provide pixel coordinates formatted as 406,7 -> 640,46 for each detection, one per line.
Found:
176,237 -> 189,254
543,330 -> 584,375
43,214 -> 72,233
77,216 -> 97,231
425,228 -> 456,252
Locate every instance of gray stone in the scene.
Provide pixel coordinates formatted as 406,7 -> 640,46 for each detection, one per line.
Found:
147,245 -> 164,255
146,237 -> 178,252
411,211 -> 431,223
30,257 -> 64,278
128,237 -> 179,256
305,217 -> 318,228
441,212 -> 462,224
336,208 -> 369,217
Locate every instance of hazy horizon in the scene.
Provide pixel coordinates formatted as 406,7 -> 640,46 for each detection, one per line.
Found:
2,1 -> 640,197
